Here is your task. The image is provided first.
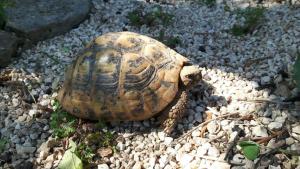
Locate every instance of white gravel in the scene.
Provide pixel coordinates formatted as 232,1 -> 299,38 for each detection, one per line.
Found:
1,0 -> 300,168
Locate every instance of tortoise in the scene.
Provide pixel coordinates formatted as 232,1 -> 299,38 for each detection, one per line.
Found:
57,32 -> 202,134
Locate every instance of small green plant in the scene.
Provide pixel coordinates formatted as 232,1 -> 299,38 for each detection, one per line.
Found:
101,130 -> 114,147
294,53 -> 300,90
127,10 -> 143,27
50,100 -> 77,138
155,30 -> 181,49
238,141 -> 260,160
75,143 -> 95,164
196,0 -> 216,6
127,6 -> 174,27
0,138 -> 8,153
231,6 -> 265,36
0,0 -> 14,29
85,131 -> 115,147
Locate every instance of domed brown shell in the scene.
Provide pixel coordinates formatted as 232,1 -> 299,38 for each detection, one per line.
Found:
57,32 -> 190,121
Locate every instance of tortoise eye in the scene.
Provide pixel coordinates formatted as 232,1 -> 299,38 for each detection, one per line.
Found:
186,74 -> 193,79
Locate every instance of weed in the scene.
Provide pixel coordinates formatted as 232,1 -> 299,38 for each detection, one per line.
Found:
50,100 -> 77,138
75,143 -> 95,163
127,6 -> 173,27
0,138 -> 8,153
230,6 -> 265,36
156,30 -> 181,49
196,0 -> 216,6
0,0 -> 14,29
101,130 -> 114,147
293,53 -> 300,90
85,131 -> 115,147
127,10 -> 143,27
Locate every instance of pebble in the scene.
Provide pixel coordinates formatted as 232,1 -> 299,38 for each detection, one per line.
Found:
132,162 -> 142,169
158,132 -> 165,141
12,98 -> 20,107
268,122 -> 283,131
261,76 -> 271,85
98,164 -> 109,169
16,144 -> 36,154
208,146 -> 220,157
159,155 -> 168,168
207,121 -> 219,134
149,157 -> 156,169
164,137 -> 173,145
232,154 -> 245,163
292,125 -> 300,135
197,144 -> 209,156
252,126 -> 268,137
28,109 -> 37,117
179,154 -> 194,168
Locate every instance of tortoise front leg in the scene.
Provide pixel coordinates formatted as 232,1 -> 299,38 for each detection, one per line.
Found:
158,90 -> 188,135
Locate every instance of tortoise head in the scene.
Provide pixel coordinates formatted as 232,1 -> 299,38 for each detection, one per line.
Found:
180,65 -> 202,89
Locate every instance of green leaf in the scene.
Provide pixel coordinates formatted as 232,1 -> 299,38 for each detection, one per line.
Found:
294,54 -> 300,90
238,141 -> 260,160
0,138 -> 7,153
58,140 -> 83,169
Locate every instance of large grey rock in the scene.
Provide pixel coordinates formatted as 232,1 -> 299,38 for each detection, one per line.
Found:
5,0 -> 91,42
0,31 -> 18,67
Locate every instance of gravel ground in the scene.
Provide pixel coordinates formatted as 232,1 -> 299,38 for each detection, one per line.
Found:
1,0 -> 300,169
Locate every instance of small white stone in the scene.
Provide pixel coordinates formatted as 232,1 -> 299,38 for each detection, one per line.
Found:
192,130 -> 201,137
149,157 -> 156,169
132,162 -> 142,169
197,143 -> 211,156
164,164 -> 173,169
260,117 -> 272,125
164,137 -> 173,145
268,122 -> 283,130
261,76 -> 271,85
40,99 -> 50,106
275,116 -> 286,123
117,142 -> 125,151
98,164 -> 109,169
43,125 -> 49,131
211,161 -> 231,169
207,121 -> 218,134
285,137 -> 295,145
12,98 -> 19,107
232,154 -> 245,163
292,126 -> 300,135
158,132 -> 165,141
15,123 -> 21,130
16,144 -> 36,154
252,126 -> 268,137
159,155 -> 168,168
179,154 -> 194,168
29,109 -> 37,117
208,146 -> 220,157
268,165 -> 281,169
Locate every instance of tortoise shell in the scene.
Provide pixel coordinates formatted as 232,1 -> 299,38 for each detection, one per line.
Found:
57,32 -> 190,121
